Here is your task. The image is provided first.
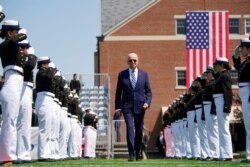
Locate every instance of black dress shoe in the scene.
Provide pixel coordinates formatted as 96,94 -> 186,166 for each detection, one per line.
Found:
241,159 -> 250,163
128,156 -> 134,161
136,154 -> 142,161
221,158 -> 232,161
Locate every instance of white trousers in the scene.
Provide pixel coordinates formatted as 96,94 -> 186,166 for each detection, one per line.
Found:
180,120 -> 187,157
164,126 -> 175,157
35,93 -> 54,159
76,123 -> 83,157
214,95 -> 233,159
203,102 -> 220,158
239,85 -> 250,160
185,125 -> 192,158
171,122 -> 180,157
67,116 -> 72,157
59,107 -> 69,159
68,117 -> 79,158
50,101 -> 60,160
83,126 -> 97,158
0,70 -> 23,162
187,110 -> 201,158
196,107 -> 209,159
17,83 -> 33,161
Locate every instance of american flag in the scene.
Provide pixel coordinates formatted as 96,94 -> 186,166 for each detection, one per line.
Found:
186,11 -> 229,87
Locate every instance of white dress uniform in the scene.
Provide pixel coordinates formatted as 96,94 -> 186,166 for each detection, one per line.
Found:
213,57 -> 233,160
68,94 -> 80,158
59,106 -> 69,159
203,74 -> 220,159
195,104 -> 209,159
194,89 -> 209,160
171,119 -> 179,157
50,68 -> 62,160
83,109 -> 97,158
0,20 -> 25,163
59,86 -> 70,159
17,44 -> 37,161
187,95 -> 201,159
35,57 -> 56,160
232,38 -> 250,161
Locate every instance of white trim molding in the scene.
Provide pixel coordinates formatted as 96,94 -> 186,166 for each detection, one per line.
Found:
104,34 -> 248,41
229,15 -> 241,19
174,15 -> 186,19
243,15 -> 250,18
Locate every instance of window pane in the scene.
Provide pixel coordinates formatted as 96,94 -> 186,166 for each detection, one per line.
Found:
230,70 -> 238,85
247,27 -> 250,34
229,19 -> 240,34
246,18 -> 250,34
177,70 -> 186,86
176,19 -> 186,35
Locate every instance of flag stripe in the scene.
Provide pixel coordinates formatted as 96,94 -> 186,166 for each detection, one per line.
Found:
186,11 -> 229,87
226,11 -> 229,58
219,12 -> 222,58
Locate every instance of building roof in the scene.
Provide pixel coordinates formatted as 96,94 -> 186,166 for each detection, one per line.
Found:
101,0 -> 155,34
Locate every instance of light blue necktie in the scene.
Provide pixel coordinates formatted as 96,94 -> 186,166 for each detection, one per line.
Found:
131,70 -> 136,88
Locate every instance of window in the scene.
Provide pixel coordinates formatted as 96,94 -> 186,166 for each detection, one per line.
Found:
246,18 -> 250,34
176,19 -> 186,35
230,69 -> 238,86
229,18 -> 240,34
176,70 -> 186,87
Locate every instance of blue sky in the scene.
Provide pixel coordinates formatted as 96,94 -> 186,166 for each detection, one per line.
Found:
0,0 -> 101,76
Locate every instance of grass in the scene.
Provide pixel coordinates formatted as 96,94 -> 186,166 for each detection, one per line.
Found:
8,158 -> 250,167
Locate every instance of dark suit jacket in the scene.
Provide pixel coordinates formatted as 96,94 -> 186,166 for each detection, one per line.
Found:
115,68 -> 152,114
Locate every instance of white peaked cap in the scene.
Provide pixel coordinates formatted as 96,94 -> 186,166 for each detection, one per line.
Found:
89,110 -> 97,116
216,57 -> 228,62
48,62 -> 56,69
64,83 -> 68,89
38,56 -> 50,62
18,28 -> 27,35
85,107 -> 92,112
207,64 -> 213,69
55,70 -> 61,76
19,39 -> 29,44
27,47 -> 35,54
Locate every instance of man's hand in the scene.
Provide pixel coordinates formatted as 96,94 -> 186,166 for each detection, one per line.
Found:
143,103 -> 149,110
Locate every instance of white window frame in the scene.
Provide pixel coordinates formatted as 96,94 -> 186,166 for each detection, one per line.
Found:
174,15 -> 186,35
175,67 -> 187,89
244,15 -> 250,35
229,18 -> 240,34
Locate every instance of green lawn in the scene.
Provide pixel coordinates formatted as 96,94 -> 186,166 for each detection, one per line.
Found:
8,158 -> 250,167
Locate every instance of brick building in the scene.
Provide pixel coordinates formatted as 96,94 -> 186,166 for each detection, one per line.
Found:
96,0 -> 250,149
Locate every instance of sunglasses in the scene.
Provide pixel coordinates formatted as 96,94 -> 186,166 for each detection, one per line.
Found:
128,59 -> 137,63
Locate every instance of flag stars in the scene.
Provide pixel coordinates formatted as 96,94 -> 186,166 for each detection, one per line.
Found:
186,12 -> 209,49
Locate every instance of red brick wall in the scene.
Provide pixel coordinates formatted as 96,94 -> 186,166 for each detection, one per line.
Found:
98,0 -> 250,148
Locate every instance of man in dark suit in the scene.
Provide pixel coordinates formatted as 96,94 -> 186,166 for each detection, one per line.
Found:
156,131 -> 166,158
115,53 -> 152,161
70,74 -> 81,95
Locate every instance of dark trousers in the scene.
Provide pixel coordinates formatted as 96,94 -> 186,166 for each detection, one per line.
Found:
123,110 -> 145,156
